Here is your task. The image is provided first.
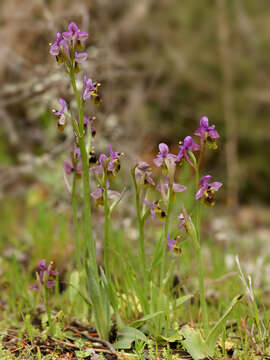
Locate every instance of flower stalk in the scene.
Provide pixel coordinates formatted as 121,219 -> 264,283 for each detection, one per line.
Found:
69,68 -> 98,280
193,155 -> 209,336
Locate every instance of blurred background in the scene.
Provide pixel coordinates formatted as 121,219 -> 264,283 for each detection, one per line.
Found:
1,0 -> 270,243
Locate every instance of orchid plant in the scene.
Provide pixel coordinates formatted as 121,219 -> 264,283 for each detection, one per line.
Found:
42,21 -> 242,354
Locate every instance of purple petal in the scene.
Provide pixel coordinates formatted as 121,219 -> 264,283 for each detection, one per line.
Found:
177,148 -> 184,162
46,280 -> 56,288
75,52 -> 88,63
56,32 -> 62,44
177,214 -> 185,229
153,155 -> 163,167
78,32 -> 88,41
62,31 -> 73,41
145,174 -> 155,186
91,188 -> 103,200
58,98 -> 67,113
167,153 -> 178,163
172,183 -> 187,193
99,154 -> 108,165
158,143 -> 169,157
200,116 -> 209,129
167,235 -> 176,251
29,283 -> 39,290
195,187 -> 205,200
198,175 -> 211,187
150,208 -> 155,218
208,128 -> 220,139
143,199 -> 152,208
137,161 -> 151,172
63,160 -> 73,175
83,88 -> 91,101
108,144 -> 114,157
50,44 -> 60,56
194,128 -> 205,138
156,183 -> 169,193
183,136 -> 194,149
210,181 -> 223,192
39,259 -> 47,271
68,22 -> 79,34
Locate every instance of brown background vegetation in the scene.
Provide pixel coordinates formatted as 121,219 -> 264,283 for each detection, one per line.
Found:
1,0 -> 270,206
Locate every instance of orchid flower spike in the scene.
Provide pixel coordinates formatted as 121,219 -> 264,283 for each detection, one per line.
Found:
196,175 -> 223,206
194,116 -> 220,149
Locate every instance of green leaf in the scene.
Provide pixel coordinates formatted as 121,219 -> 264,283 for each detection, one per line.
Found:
205,294 -> 243,356
156,329 -> 183,344
179,295 -> 243,359
85,262 -> 110,340
114,327 -> 147,349
175,294 -> 193,307
130,311 -> 164,327
179,325 -> 208,360
67,282 -> 93,309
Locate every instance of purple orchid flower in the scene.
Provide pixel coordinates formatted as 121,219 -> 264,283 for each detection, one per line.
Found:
91,181 -> 120,206
108,144 -> 122,176
157,174 -> 187,198
84,116 -> 96,137
50,33 -> 70,65
63,160 -> 82,176
167,235 -> 182,254
90,153 -> 108,174
194,116 -> 220,149
54,98 -> 67,131
83,75 -> 102,106
50,32 -> 64,56
135,161 -> 155,186
62,22 -> 88,48
177,213 -> 186,230
178,136 -> 200,167
153,143 -> 178,176
143,200 -> 166,219
83,76 -> 98,99
29,259 -> 58,290
74,51 -> 88,64
196,175 -> 223,206
167,234 -> 176,251
63,146 -> 82,176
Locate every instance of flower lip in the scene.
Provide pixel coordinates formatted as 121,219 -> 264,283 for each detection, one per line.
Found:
167,234 -> 176,251
196,174 -> 223,203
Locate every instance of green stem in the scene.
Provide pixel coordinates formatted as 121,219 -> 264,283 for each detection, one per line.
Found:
69,69 -> 98,280
160,183 -> 173,285
44,287 -> 53,336
131,168 -> 146,273
71,175 -> 81,271
103,173 -> 111,279
194,163 -> 209,336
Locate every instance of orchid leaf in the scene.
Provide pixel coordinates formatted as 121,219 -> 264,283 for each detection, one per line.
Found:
175,294 -> 193,307
205,294 -> 243,356
179,325 -> 208,360
156,329 -> 184,344
114,327 -> 147,349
